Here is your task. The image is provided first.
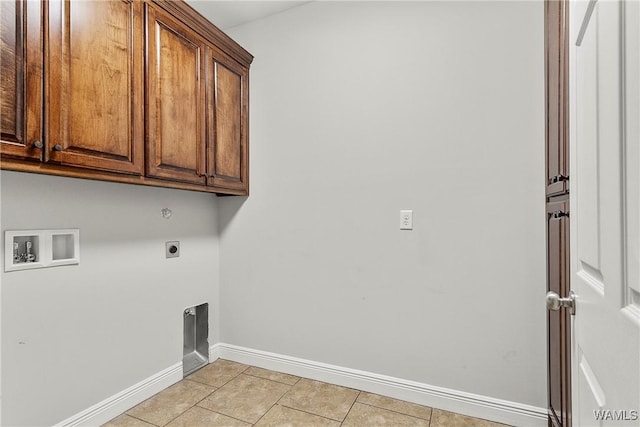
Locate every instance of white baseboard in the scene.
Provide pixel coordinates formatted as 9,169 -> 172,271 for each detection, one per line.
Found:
211,343 -> 547,427
53,344 -> 547,427
209,342 -> 222,362
54,362 -> 182,427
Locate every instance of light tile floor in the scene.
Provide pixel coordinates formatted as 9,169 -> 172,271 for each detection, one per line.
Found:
103,359 -> 511,427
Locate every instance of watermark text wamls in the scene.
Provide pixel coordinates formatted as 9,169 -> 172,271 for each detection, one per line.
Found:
594,410 -> 639,421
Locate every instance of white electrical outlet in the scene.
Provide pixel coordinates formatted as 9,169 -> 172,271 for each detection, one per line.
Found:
400,210 -> 413,230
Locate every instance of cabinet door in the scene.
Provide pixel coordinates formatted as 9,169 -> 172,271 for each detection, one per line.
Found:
1,0 -> 43,161
545,0 -> 569,196
546,199 -> 570,427
146,5 -> 206,185
47,0 -> 144,174
206,46 -> 249,193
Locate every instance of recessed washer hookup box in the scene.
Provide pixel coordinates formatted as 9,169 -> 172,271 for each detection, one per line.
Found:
4,229 -> 79,272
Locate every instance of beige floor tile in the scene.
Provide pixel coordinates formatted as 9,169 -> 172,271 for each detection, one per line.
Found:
198,374 -> 291,423
342,402 -> 430,427
430,409 -> 512,427
254,405 -> 340,427
103,363 -> 513,427
356,391 -> 432,420
278,378 -> 359,421
187,359 -> 249,387
126,380 -> 215,426
102,414 -> 156,427
165,406 -> 250,427
244,366 -> 301,385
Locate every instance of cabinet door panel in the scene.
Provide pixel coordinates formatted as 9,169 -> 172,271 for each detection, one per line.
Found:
207,47 -> 248,192
146,5 -> 206,185
547,199 -> 570,427
214,64 -> 242,179
546,0 -> 569,196
48,0 -> 143,174
1,0 -> 42,160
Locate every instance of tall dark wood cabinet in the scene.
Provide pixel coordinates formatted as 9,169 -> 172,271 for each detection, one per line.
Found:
0,0 -> 253,196
545,1 -> 571,426
546,198 -> 570,427
546,0 -> 569,197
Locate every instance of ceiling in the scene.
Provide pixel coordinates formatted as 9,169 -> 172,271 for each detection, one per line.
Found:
185,1 -> 311,30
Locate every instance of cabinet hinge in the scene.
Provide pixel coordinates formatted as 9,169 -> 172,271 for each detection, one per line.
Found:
550,174 -> 569,184
550,210 -> 569,219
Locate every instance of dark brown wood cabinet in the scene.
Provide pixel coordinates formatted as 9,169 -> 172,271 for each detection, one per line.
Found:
547,199 -> 571,427
545,0 -> 569,197
47,0 -> 145,175
0,0 -> 252,196
206,45 -> 249,192
0,0 -> 43,161
146,4 -> 207,185
545,1 -> 571,426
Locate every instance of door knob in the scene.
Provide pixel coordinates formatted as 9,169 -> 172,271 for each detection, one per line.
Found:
32,140 -> 43,149
546,290 -> 576,315
53,144 -> 63,151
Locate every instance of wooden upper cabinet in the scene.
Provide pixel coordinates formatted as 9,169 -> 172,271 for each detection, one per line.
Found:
1,0 -> 252,194
545,0 -> 569,196
47,0 -> 144,174
146,4 -> 207,185
206,46 -> 249,193
0,0 -> 43,161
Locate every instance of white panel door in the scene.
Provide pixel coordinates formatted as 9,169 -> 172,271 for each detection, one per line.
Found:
570,0 -> 640,426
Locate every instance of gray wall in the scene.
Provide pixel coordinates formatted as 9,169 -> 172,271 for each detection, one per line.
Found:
219,1 -> 547,407
0,172 -> 220,426
0,1 -> 547,424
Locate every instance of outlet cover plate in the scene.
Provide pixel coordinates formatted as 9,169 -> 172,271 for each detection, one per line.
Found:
400,210 -> 413,230
166,241 -> 180,258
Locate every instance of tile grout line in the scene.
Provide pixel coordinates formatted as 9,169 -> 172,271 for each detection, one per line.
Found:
184,375 -> 230,388
122,413 -> 160,427
108,361 -> 511,427
187,359 -> 251,389
355,401 -> 433,424
194,404 -> 255,426
251,400 -> 283,425
263,377 -> 364,425
260,381 -> 297,425
196,363 -> 293,426
247,376 -> 295,426
276,380 -> 349,424
156,381 -> 217,427
135,361 -> 250,427
340,390 -> 361,426
242,371 -> 301,387
277,402 -> 346,424
194,402 -> 257,426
